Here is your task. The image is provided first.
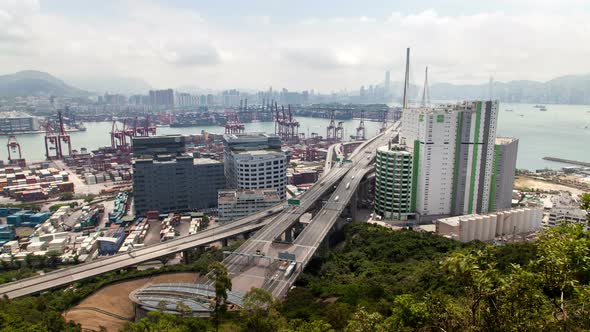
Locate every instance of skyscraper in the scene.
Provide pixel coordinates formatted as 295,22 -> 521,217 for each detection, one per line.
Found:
149,89 -> 175,107
374,100 -> 517,222
384,70 -> 391,95
374,144 -> 414,221
489,137 -> 519,211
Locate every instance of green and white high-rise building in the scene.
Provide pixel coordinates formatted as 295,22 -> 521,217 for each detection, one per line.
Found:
374,144 -> 414,221
374,100 -> 517,222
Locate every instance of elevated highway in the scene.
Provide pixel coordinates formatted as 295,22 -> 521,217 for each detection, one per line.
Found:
223,122 -> 400,297
0,134 -> 373,299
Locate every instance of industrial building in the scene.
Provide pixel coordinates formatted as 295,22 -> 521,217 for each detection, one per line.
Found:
133,155 -> 225,214
223,133 -> 287,200
217,189 -> 281,222
0,112 -> 40,133
436,207 -> 543,242
378,100 -> 517,223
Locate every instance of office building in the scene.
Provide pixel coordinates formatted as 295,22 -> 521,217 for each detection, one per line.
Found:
489,137 -> 519,211
132,135 -> 187,158
133,155 -> 225,214
217,189 -> 281,222
132,135 -> 225,214
374,144 -> 414,221
223,133 -> 287,200
374,101 -> 515,222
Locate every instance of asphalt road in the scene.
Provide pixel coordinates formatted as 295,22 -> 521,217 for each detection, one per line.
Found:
227,123 -> 401,295
0,138 -> 363,299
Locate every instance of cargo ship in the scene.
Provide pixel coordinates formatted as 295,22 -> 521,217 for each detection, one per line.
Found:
170,118 -> 214,127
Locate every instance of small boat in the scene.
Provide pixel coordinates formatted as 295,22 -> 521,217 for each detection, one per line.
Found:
539,106 -> 547,111
505,109 -> 513,112
519,114 -> 524,117
533,104 -> 544,108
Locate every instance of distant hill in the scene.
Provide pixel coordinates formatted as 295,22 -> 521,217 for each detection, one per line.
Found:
66,76 -> 152,95
429,74 -> 590,104
0,70 -> 88,97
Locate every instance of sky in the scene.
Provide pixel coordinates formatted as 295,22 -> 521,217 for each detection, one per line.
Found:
1,0 -> 589,92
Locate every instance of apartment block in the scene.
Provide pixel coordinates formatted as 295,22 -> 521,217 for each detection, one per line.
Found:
380,100 -> 516,222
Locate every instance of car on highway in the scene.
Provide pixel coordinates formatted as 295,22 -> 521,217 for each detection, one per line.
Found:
346,182 -> 350,189
334,196 -> 339,201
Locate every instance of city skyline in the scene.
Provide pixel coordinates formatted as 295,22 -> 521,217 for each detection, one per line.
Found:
1,0 -> 590,91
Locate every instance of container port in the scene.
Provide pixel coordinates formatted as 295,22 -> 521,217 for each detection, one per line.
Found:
107,191 -> 130,226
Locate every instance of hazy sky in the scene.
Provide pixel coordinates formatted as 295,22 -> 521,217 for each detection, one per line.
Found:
1,0 -> 589,91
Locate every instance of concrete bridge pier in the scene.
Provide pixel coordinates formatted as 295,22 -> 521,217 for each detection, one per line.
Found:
182,250 -> 191,264
293,221 -> 304,235
222,238 -> 229,247
317,231 -> 331,256
350,191 -> 358,222
358,178 -> 371,202
284,226 -> 294,243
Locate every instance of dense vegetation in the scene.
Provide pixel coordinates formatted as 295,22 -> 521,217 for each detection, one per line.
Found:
0,247 -> 225,331
1,218 -> 589,331
121,221 -> 590,332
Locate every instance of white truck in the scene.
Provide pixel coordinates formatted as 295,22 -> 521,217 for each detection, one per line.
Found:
284,261 -> 297,277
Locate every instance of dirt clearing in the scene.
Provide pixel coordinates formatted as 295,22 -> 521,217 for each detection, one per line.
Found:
515,176 -> 585,196
63,272 -> 198,332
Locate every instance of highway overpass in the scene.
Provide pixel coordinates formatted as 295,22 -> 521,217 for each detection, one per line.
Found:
222,122 -> 400,298
0,139 -> 372,299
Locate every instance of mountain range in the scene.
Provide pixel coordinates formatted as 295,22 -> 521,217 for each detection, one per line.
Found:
428,74 -> 590,104
0,70 -> 88,98
1,70 -> 590,105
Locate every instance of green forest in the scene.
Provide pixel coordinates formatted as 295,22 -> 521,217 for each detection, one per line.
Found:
1,220 -> 589,331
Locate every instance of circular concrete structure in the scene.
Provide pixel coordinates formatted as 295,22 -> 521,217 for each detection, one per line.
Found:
129,283 -> 244,320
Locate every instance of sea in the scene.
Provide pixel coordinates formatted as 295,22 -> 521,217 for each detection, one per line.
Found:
3,103 -> 589,171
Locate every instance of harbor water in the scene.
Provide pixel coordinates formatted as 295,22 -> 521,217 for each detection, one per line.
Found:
3,103 -> 589,170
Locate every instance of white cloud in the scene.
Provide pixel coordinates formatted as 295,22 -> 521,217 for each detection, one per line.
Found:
0,0 -> 39,54
0,1 -> 589,91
